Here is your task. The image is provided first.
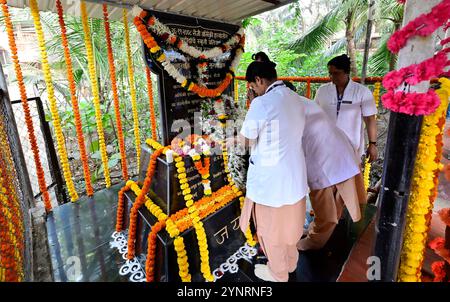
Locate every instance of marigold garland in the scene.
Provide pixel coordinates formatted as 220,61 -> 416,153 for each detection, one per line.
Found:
123,9 -> 142,170
133,11 -> 243,99
174,152 -> 214,281
0,0 -> 52,211
0,119 -> 24,281
127,180 -> 191,282
0,163 -> 24,280
103,4 -> 129,181
30,0 -> 78,202
80,1 -> 111,188
142,11 -> 245,59
145,67 -> 158,141
56,0 -> 93,196
115,184 -> 131,232
398,78 -> 450,282
127,147 -> 165,259
363,82 -> 381,191
221,141 -> 256,246
234,80 -> 239,105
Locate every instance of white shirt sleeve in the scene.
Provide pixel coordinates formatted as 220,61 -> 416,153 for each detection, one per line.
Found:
314,86 -> 324,106
361,86 -> 378,117
240,98 -> 268,140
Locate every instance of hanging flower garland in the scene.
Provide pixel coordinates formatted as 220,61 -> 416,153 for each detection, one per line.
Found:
115,184 -> 131,232
364,82 -> 382,190
382,0 -> 450,116
145,67 -> 158,141
398,78 -> 450,282
80,1 -> 111,188
30,0 -> 79,202
126,146 -> 166,260
123,8 -> 142,171
103,4 -> 129,181
133,11 -> 244,99
387,0 -> 450,53
0,118 -> 24,241
0,0 -> 52,211
56,0 -> 93,196
136,9 -> 245,60
221,141 -> 256,246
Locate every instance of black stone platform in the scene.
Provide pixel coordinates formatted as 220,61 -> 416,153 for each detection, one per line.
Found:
46,183 -> 376,282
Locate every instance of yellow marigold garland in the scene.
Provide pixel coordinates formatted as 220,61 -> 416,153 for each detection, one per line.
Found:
398,78 -> 450,282
127,180 -> 192,282
363,82 -> 381,191
175,153 -> 214,281
1,0 -> 52,211
30,0 -> 78,201
80,1 -> 111,188
123,9 -> 141,170
56,0 -> 93,196
221,141 -> 256,246
103,4 -> 129,181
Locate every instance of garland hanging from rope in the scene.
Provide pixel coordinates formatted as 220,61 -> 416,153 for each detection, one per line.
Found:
56,0 -> 93,196
80,0 -> 111,188
123,8 -> 142,171
0,0 -> 52,211
398,78 -> 450,282
30,0 -> 79,201
104,4 -> 129,181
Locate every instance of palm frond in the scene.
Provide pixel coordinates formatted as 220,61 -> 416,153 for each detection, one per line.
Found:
289,7 -> 343,54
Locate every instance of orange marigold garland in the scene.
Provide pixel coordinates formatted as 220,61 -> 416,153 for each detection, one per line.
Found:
133,11 -> 243,99
0,0 -> 52,211
56,0 -> 93,196
103,4 -> 129,181
116,184 -> 131,232
145,67 -> 158,141
127,147 -> 165,259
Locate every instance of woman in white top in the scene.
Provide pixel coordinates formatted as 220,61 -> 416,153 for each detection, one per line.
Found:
315,54 -> 378,163
233,61 -> 308,282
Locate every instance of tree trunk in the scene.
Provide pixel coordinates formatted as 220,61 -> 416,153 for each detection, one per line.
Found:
345,10 -> 358,77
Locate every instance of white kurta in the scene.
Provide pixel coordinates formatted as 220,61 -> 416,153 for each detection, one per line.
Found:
314,80 -> 377,157
301,99 -> 361,190
240,81 -> 308,207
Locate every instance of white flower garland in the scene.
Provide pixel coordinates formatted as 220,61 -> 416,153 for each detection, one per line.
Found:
159,47 -> 243,92
148,14 -> 245,60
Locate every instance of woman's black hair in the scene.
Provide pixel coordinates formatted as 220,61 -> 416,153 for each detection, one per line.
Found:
252,51 -> 272,64
327,54 -> 351,74
245,61 -> 277,82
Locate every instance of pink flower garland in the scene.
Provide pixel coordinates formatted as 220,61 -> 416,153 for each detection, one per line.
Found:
382,49 -> 450,90
388,0 -> 450,53
381,90 -> 441,115
382,0 -> 450,116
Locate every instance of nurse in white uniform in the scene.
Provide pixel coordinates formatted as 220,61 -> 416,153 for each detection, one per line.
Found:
297,99 -> 367,251
234,61 -> 308,282
315,54 -> 378,163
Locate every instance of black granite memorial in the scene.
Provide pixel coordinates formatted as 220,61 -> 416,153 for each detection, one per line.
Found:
123,9 -> 249,282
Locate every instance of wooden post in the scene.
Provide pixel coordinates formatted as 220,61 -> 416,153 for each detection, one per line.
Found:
373,0 -> 441,282
361,0 -> 375,85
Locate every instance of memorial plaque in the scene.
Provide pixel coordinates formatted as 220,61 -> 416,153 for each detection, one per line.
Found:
142,10 -> 240,145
